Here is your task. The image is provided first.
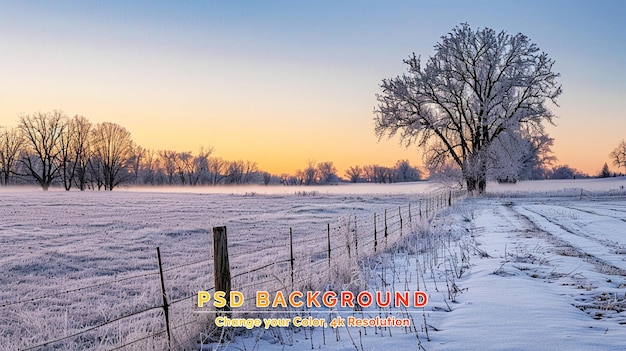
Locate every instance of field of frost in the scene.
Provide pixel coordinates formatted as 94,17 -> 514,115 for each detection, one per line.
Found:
2,177 -> 626,351
0,182 -> 442,350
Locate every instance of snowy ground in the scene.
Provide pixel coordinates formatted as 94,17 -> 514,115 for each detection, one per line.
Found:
430,196 -> 626,350
202,178 -> 626,351
1,178 -> 626,350
0,184 -> 436,350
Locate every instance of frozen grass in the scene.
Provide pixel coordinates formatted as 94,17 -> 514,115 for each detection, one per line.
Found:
3,178 -> 626,350
0,185 -> 452,350
200,180 -> 626,351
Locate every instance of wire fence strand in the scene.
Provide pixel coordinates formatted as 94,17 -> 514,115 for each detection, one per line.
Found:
4,190 -> 465,351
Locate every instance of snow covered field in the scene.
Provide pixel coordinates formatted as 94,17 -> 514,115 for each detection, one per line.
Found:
0,184 -> 438,350
1,178 -> 626,350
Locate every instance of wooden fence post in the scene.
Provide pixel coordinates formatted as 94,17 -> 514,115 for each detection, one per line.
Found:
327,223 -> 331,267
399,206 -> 403,236
419,201 -> 422,219
374,213 -> 378,253
289,227 -> 294,288
156,247 -> 172,350
354,215 -> 358,258
213,226 -> 231,314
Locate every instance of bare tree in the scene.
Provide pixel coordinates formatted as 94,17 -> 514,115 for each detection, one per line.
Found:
225,160 -> 243,184
159,150 -> 178,185
176,151 -> 194,185
91,122 -> 133,190
242,160 -> 258,184
362,165 -> 375,182
87,155 -> 105,190
610,140 -> 626,173
345,165 -> 362,183
375,23 -> 561,193
207,157 -> 227,185
362,164 -> 393,183
302,160 -> 317,185
225,160 -> 257,184
57,115 -> 93,190
72,115 -> 93,190
262,172 -> 272,185
0,127 -> 25,185
317,161 -> 337,184
129,144 -> 145,185
375,165 -> 394,183
18,111 -> 68,190
191,147 -> 213,185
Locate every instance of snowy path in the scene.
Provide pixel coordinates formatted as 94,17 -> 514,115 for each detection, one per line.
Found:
515,202 -> 626,274
211,197 -> 626,351
433,200 -> 626,350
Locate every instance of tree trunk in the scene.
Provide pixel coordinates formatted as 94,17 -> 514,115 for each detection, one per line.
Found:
466,177 -> 477,193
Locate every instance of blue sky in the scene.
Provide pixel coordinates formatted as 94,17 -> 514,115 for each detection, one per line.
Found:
1,0 -> 624,174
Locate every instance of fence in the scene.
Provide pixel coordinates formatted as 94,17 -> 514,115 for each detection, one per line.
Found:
3,189 -> 465,350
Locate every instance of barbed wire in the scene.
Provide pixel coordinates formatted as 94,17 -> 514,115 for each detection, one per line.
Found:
162,257 -> 212,274
1,270 -> 160,308
6,190 -> 464,351
21,305 -> 164,351
107,329 -> 167,351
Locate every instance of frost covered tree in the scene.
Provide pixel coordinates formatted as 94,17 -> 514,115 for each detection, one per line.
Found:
393,160 -> 421,182
610,140 -> 626,172
549,165 -> 577,180
375,23 -> 562,193
487,124 -> 555,182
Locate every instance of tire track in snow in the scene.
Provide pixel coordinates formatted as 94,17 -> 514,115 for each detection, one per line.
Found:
508,204 -> 626,276
520,203 -> 626,255
560,204 -> 626,223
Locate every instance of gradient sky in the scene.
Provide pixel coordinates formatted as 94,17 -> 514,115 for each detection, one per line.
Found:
1,0 -> 624,176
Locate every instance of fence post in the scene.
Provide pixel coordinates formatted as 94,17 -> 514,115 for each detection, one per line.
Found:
289,227 -> 294,288
399,207 -> 403,236
374,213 -> 378,253
419,201 -> 422,219
408,204 -> 412,224
449,191 -> 452,206
213,226 -> 231,315
156,247 -> 172,350
327,223 -> 331,267
354,215 -> 358,258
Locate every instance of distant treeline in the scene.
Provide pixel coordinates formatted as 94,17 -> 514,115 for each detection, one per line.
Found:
0,111 -> 423,190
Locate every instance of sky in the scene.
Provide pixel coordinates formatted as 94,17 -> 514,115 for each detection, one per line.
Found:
1,0 -> 624,176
